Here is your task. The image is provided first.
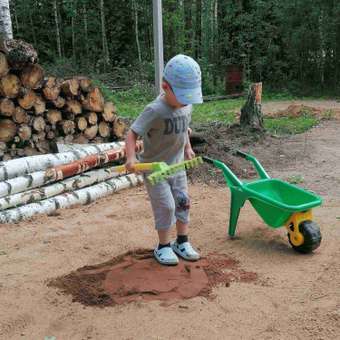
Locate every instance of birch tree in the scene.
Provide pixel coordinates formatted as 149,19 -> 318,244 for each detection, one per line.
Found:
0,0 -> 13,41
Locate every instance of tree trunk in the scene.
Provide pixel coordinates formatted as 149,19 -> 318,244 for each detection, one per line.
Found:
102,101 -> 116,122
51,96 -> 65,109
66,99 -> 82,115
0,98 -> 15,116
55,141 -> 125,153
28,4 -> 37,48
71,1 -> 76,61
46,109 -> 62,126
100,0 -> 109,70
83,4 -> 89,62
0,165 -> 123,211
0,0 -> 13,40
33,95 -> 46,115
0,118 -> 16,142
0,142 -> 143,198
113,117 -> 126,139
43,77 -> 61,101
61,79 -> 79,97
86,111 -> 98,125
0,73 -> 21,98
32,116 -> 46,132
240,83 -> 264,130
76,116 -> 87,131
13,106 -> 29,124
20,63 -> 44,89
53,0 -> 62,58
0,51 -> 9,76
0,174 -> 143,223
18,89 -> 37,110
82,87 -> 104,112
0,141 -> 133,181
61,120 -> 75,135
84,124 -> 98,140
98,121 -> 111,138
132,0 -> 142,64
18,124 -> 32,141
78,77 -> 92,92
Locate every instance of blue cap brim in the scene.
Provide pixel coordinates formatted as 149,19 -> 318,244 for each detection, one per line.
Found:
172,86 -> 203,105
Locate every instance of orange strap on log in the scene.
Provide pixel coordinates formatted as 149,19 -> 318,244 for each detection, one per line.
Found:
45,141 -> 143,181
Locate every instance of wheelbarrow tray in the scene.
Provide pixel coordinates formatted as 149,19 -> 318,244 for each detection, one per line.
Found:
243,179 -> 322,228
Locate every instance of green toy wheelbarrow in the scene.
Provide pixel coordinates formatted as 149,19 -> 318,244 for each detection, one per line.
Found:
203,151 -> 322,253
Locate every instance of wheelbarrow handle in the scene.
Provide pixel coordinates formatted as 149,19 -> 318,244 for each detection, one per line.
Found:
202,156 -> 215,164
235,150 -> 270,180
235,150 -> 248,159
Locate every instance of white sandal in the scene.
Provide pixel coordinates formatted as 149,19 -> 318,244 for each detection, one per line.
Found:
154,246 -> 179,266
171,241 -> 200,261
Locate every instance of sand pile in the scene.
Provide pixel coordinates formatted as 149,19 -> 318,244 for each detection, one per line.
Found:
269,104 -> 324,118
49,249 -> 257,306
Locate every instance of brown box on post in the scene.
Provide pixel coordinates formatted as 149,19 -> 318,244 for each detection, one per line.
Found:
225,65 -> 244,94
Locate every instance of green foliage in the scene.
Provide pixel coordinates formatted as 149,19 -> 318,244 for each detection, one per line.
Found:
192,99 -> 242,123
264,116 -> 319,135
10,0 -> 340,95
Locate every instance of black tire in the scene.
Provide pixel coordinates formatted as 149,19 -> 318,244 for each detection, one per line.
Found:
288,220 -> 322,254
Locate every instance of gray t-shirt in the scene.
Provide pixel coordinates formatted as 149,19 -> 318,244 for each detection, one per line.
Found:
131,96 -> 192,164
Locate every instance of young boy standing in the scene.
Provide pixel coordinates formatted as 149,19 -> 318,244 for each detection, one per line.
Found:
125,54 -> 203,265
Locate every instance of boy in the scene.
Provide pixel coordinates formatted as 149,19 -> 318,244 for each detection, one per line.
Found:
125,54 -> 203,265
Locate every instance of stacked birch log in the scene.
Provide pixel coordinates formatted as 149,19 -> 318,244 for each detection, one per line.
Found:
0,141 -> 144,223
0,39 -> 126,161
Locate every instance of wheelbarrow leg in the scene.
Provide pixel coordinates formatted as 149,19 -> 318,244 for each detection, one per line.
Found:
228,189 -> 246,237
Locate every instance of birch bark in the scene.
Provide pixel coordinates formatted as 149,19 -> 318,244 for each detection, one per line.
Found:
0,174 -> 143,223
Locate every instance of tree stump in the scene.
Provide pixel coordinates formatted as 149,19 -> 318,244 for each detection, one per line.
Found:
240,83 -> 264,130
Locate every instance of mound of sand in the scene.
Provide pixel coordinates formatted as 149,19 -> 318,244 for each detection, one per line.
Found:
49,249 -> 257,306
269,104 -> 324,118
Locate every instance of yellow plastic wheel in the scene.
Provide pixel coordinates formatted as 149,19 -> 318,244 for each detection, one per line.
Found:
288,220 -> 321,254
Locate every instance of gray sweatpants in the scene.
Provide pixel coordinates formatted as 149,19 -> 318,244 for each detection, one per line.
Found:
144,170 -> 190,230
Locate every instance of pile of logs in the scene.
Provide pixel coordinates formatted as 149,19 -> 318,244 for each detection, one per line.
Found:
0,40 -> 126,161
0,141 -> 143,223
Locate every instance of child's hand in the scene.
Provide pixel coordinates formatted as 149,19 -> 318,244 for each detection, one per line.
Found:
125,157 -> 137,172
185,146 -> 195,160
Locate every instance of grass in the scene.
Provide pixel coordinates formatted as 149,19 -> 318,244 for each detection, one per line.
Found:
192,99 -> 242,123
94,80 -> 328,135
264,116 -> 319,135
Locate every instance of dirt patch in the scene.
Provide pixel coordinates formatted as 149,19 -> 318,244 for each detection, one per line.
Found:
189,122 -> 273,183
189,103 -> 340,184
267,104 -> 337,118
49,249 -> 257,306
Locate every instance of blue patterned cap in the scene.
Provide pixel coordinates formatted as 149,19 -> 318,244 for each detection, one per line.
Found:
163,54 -> 203,105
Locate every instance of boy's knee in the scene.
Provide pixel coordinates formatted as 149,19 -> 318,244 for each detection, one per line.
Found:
174,191 -> 190,211
162,199 -> 176,216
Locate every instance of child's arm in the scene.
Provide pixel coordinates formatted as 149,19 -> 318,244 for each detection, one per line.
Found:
184,128 -> 195,160
125,129 -> 139,172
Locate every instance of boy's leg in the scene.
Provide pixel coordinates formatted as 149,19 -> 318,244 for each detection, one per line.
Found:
144,176 -> 179,265
170,172 -> 200,261
176,220 -> 188,236
157,228 -> 172,245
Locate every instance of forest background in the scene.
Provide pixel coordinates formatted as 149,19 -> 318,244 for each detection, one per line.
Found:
9,0 -> 340,98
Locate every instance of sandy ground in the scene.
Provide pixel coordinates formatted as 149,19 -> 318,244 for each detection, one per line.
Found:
1,101 -> 340,340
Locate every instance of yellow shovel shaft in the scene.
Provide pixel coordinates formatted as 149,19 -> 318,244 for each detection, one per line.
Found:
114,163 -> 155,173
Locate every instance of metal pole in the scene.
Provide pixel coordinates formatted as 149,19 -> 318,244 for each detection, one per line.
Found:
152,0 -> 164,95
